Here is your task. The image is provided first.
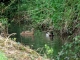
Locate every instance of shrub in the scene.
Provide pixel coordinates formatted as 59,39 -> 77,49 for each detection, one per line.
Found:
56,35 -> 80,60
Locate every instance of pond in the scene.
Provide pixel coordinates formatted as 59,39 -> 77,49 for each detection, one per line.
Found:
18,30 -> 62,58
9,23 -> 62,58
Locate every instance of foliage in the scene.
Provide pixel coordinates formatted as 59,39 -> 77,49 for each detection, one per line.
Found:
11,38 -> 17,41
0,0 -> 80,59
0,0 -> 80,30
56,35 -> 80,60
0,17 -> 9,34
18,0 -> 80,30
0,17 -> 8,25
0,51 -> 8,60
44,44 -> 54,58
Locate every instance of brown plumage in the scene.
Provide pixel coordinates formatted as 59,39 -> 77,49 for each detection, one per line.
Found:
20,28 -> 34,40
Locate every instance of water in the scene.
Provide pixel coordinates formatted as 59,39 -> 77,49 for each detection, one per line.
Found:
18,30 -> 62,58
9,23 -> 62,58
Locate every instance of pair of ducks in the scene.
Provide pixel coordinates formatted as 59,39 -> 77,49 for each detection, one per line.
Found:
20,28 -> 54,41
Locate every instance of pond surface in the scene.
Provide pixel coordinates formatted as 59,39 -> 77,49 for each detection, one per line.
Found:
9,23 -> 62,58
17,30 -> 62,58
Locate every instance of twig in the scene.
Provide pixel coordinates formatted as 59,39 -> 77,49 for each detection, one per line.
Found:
5,33 -> 16,47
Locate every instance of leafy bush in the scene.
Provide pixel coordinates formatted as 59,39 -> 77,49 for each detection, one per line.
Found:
56,35 -> 80,60
0,51 -> 8,60
44,44 -> 54,58
0,17 -> 8,25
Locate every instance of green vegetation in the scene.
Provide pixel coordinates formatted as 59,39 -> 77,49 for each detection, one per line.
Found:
0,0 -> 80,60
56,35 -> 80,60
0,51 -> 8,60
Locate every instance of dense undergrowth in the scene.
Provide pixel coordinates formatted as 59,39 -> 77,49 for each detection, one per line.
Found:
0,0 -> 80,60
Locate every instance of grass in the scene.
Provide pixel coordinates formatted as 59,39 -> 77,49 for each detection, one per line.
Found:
0,51 -> 8,60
